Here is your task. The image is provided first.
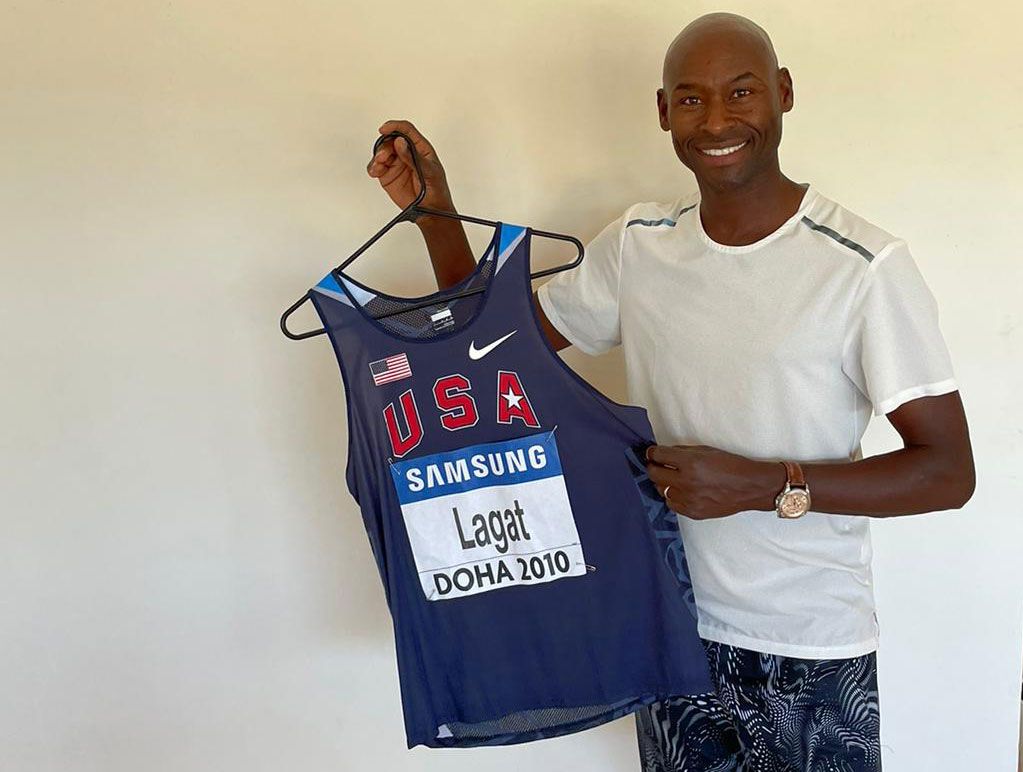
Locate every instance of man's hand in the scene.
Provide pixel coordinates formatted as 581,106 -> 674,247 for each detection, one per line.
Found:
368,119 -> 455,216
644,444 -> 785,520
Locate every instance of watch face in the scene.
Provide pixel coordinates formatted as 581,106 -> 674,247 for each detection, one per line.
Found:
779,490 -> 810,517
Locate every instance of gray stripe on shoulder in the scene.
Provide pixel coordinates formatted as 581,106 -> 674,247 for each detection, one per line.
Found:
800,215 -> 875,262
625,203 -> 697,229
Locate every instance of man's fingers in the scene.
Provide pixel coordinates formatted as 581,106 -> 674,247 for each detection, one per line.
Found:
393,135 -> 413,162
645,443 -> 682,470
375,160 -> 413,190
367,140 -> 415,181
377,119 -> 437,160
367,144 -> 396,175
645,463 -> 677,491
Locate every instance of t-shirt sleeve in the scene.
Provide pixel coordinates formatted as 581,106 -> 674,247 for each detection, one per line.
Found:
535,207 -> 629,356
841,240 -> 958,416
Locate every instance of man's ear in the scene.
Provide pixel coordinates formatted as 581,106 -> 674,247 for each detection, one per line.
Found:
778,67 -> 794,113
656,88 -> 669,131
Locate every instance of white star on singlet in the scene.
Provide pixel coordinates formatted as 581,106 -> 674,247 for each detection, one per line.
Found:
502,389 -> 523,409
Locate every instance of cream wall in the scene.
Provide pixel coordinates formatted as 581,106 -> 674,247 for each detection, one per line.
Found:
2,1 -> 1020,770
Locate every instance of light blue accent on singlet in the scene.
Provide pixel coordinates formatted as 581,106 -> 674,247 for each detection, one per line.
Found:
315,271 -> 376,307
496,223 -> 526,272
313,272 -> 351,305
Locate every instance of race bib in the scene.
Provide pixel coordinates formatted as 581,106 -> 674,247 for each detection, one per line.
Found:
390,431 -> 586,601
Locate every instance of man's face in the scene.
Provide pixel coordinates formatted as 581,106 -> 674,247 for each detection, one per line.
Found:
657,32 -> 792,191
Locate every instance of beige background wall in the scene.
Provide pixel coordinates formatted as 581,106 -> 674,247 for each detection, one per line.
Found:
2,1 -> 1021,770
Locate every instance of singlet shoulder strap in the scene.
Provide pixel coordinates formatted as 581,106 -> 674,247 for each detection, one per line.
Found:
311,271 -> 372,306
482,222 -> 536,318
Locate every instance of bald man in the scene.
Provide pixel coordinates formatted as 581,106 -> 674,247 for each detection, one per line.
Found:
367,11 -> 974,771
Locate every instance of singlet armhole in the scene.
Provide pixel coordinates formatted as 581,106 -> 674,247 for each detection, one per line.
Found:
520,227 -> 652,443
308,291 -> 363,504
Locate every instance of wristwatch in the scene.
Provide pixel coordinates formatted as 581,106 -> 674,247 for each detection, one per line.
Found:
775,460 -> 811,519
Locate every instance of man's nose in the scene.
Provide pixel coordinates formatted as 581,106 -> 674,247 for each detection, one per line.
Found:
702,97 -> 734,136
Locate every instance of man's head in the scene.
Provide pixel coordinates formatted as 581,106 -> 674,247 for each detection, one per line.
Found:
657,13 -> 792,192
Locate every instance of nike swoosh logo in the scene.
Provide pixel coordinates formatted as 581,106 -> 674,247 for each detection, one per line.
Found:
468,330 -> 517,360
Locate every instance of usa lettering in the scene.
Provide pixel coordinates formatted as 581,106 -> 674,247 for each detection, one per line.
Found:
383,370 -> 539,457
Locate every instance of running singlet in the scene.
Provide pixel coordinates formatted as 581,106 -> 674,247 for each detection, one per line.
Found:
307,221 -> 712,749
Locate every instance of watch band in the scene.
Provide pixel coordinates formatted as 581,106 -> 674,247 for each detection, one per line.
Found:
782,460 -> 806,488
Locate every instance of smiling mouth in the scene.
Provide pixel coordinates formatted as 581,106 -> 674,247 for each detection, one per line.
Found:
698,140 -> 748,157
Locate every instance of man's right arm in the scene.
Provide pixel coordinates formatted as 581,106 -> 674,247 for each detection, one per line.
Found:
369,119 -> 570,352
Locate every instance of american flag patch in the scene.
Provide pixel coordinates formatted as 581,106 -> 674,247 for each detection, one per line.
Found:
369,353 -> 412,386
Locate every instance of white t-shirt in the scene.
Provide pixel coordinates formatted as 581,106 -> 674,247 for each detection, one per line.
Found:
537,183 -> 958,659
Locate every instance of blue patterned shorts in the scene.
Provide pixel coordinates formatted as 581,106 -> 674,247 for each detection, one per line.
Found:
635,639 -> 881,771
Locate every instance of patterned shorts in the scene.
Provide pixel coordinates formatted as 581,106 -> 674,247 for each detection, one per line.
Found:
635,640 -> 881,772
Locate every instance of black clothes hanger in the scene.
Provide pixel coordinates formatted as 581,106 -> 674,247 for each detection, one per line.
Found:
280,130 -> 586,340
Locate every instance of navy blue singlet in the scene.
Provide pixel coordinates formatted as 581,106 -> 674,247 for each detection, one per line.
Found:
308,222 -> 712,749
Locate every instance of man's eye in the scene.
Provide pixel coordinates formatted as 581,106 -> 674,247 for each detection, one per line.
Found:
733,88 -> 752,98
679,96 -> 700,106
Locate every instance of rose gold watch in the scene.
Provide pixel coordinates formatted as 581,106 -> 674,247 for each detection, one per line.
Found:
775,461 -> 811,519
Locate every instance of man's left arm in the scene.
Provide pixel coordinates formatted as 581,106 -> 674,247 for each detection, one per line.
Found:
646,391 -> 974,519
796,390 -> 974,516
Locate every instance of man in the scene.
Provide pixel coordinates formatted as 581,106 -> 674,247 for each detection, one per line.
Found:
366,11 -> 975,771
